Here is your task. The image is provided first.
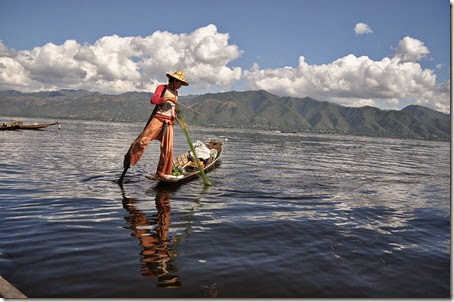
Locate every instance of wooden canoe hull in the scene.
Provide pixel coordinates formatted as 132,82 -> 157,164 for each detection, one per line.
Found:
18,122 -> 60,129
0,121 -> 60,130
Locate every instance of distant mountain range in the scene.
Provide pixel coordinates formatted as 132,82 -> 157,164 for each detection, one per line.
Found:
0,89 -> 450,141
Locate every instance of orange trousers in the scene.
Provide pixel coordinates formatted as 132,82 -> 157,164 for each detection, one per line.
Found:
124,117 -> 174,177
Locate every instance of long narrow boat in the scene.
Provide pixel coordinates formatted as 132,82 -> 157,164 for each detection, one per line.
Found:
18,122 -> 61,129
0,120 -> 60,130
145,139 -> 223,184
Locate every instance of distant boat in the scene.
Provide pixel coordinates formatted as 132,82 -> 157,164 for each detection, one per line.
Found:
0,120 -> 61,130
0,121 -> 22,130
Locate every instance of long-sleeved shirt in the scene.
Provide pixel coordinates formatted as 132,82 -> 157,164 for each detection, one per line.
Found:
150,84 -> 178,123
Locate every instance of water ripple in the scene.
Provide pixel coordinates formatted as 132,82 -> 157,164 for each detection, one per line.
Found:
0,118 -> 449,298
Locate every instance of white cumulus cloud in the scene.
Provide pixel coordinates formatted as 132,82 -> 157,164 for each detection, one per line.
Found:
244,36 -> 449,113
393,36 -> 430,62
354,22 -> 373,35
0,24 -> 242,93
0,29 -> 449,113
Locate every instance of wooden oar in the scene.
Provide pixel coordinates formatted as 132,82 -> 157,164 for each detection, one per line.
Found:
175,115 -> 211,186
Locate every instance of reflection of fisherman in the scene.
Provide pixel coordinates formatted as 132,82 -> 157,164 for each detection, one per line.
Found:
119,71 -> 189,184
122,190 -> 181,287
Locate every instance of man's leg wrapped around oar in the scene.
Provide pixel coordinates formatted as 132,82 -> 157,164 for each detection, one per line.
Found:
119,118 -> 173,183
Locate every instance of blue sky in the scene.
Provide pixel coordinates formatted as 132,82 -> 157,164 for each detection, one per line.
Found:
0,0 -> 450,112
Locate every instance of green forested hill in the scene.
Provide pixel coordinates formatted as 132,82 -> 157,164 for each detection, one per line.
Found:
182,90 -> 450,140
0,89 -> 450,141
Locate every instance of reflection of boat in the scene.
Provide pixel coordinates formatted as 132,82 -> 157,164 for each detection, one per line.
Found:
0,120 -> 61,130
145,140 -> 223,184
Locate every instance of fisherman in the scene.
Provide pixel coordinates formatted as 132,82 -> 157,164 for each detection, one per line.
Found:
119,70 -> 189,184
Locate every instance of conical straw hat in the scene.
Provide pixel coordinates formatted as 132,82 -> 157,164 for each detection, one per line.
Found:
166,70 -> 189,86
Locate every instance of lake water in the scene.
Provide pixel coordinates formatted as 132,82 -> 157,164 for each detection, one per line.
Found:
0,117 -> 450,298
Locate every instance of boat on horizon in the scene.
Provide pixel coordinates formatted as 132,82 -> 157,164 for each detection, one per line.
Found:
0,120 -> 61,130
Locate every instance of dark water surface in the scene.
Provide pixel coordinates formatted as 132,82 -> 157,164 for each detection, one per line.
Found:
0,117 -> 450,298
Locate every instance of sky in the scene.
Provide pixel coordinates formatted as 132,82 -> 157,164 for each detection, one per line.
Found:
0,0 -> 451,112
